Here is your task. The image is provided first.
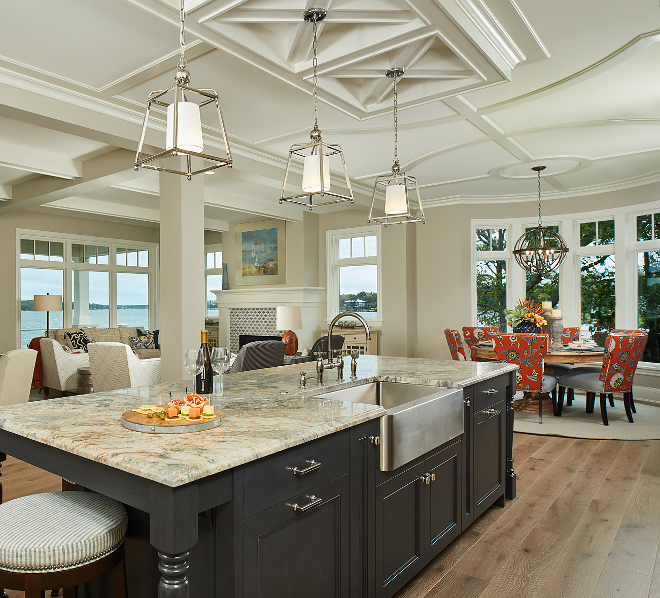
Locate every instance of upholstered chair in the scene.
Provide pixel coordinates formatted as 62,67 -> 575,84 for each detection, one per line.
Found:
558,333 -> 645,425
491,333 -> 557,424
309,335 -> 345,360
444,329 -> 467,361
0,349 -> 37,406
462,326 -> 499,361
88,342 -> 160,392
228,340 -> 286,373
40,339 -> 89,397
560,327 -> 580,345
545,327 -> 582,383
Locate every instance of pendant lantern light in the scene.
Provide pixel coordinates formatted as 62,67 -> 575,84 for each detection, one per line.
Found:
280,9 -> 354,209
134,0 -> 232,179
368,68 -> 425,226
512,166 -> 569,275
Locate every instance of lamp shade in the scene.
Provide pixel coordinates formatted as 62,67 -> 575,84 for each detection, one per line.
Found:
33,294 -> 62,312
302,154 -> 330,193
166,101 -> 204,153
385,184 -> 408,215
276,305 -> 302,331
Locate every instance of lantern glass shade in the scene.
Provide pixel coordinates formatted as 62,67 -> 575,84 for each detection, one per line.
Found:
33,295 -> 62,312
302,154 -> 330,193
276,305 -> 302,331
385,184 -> 407,215
166,101 -> 204,153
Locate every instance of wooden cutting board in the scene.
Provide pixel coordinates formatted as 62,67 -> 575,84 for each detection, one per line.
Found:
121,410 -> 222,434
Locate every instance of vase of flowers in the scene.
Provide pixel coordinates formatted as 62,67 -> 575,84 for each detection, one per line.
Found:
504,299 -> 547,334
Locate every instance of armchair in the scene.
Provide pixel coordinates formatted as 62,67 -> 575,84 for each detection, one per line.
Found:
88,342 -> 161,392
0,349 -> 37,406
40,338 -> 89,396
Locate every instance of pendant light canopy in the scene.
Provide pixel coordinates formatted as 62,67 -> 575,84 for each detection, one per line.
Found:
368,68 -> 425,226
512,166 -> 569,275
134,0 -> 232,179
280,9 -> 354,209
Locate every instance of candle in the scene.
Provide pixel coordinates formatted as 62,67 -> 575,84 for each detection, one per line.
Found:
542,301 -> 552,309
552,309 -> 562,318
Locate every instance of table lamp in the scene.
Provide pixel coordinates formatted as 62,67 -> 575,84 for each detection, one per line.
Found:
276,305 -> 302,356
33,293 -> 62,338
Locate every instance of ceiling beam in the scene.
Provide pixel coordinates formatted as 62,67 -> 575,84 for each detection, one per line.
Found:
323,68 -> 473,79
218,9 -> 415,24
285,0 -> 332,64
0,149 -> 140,215
0,141 -> 82,179
0,185 -> 11,200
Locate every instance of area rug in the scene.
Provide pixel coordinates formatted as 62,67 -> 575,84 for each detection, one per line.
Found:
513,394 -> 660,440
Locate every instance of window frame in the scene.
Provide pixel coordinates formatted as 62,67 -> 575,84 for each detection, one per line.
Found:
204,243 -> 223,319
326,225 -> 382,326
16,229 -> 159,348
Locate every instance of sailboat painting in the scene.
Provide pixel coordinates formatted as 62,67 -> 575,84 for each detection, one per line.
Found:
241,227 -> 279,277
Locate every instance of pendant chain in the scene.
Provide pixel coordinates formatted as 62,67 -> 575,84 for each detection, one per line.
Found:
537,169 -> 542,227
393,74 -> 398,162
178,0 -> 187,68
312,17 -> 319,128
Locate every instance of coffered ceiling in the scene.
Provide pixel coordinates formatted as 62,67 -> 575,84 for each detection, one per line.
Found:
0,0 -> 659,227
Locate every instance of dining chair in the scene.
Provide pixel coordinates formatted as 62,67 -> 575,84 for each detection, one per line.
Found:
444,329 -> 467,361
561,327 -> 580,345
462,326 -> 499,361
0,349 -> 38,406
491,332 -> 557,424
545,326 -> 582,390
557,333 -> 645,425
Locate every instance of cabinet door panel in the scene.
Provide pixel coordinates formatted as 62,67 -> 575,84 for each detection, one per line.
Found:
243,474 -> 350,598
375,470 -> 422,596
473,402 -> 505,518
427,441 -> 462,557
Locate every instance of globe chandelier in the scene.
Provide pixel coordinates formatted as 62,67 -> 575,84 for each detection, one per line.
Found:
280,9 -> 354,209
134,0 -> 232,179
368,68 -> 425,226
512,165 -> 569,275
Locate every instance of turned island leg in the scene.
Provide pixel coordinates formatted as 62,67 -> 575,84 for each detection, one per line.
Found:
505,376 -> 516,500
158,552 -> 190,598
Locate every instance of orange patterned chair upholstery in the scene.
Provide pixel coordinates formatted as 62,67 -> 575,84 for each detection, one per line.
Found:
444,329 -> 467,361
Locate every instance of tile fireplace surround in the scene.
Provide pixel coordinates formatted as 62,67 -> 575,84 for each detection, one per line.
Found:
212,287 -> 326,353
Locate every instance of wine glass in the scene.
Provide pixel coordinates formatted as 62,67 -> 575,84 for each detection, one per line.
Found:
184,348 -> 203,395
211,347 -> 230,398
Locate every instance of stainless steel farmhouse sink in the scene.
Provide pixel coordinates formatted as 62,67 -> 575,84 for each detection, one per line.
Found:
315,382 -> 464,471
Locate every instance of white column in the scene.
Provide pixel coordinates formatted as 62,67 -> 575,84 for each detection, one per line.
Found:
614,212 -> 632,328
559,219 -> 577,325
159,157 -> 205,382
73,270 -> 92,326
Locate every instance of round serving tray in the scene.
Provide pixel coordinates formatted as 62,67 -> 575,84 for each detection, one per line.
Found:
121,410 -> 222,434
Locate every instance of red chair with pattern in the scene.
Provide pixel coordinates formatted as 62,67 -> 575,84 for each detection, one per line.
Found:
546,327 -> 581,397
491,332 -> 557,424
557,333 -> 644,425
462,326 -> 499,361
444,329 -> 467,361
561,327 -> 580,345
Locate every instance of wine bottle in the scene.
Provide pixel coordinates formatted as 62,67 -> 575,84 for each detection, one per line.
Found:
196,330 -> 213,394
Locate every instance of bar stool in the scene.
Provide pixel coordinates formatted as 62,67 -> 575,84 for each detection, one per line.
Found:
0,491 -> 128,598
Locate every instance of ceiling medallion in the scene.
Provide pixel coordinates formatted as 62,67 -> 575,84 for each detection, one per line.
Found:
279,9 -> 354,210
512,166 -> 569,275
368,68 -> 425,226
134,0 -> 232,179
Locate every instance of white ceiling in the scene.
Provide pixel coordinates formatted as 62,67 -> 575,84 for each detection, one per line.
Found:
1,0 -> 660,226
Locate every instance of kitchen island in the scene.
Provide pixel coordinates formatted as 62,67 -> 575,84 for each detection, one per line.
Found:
0,356 -> 517,598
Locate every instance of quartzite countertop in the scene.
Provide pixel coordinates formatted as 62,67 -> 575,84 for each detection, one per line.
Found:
0,356 -> 516,488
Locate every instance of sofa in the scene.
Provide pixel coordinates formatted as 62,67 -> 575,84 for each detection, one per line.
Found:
47,327 -> 160,359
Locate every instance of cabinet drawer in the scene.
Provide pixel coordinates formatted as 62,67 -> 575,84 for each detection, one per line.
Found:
472,374 -> 509,412
343,333 -> 366,343
243,430 -> 349,518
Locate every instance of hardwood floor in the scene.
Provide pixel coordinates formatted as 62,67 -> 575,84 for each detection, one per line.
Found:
0,433 -> 658,597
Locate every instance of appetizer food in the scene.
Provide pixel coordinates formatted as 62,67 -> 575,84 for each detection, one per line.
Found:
202,405 -> 214,417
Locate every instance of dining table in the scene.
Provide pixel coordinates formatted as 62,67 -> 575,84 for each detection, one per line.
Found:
473,342 -> 605,414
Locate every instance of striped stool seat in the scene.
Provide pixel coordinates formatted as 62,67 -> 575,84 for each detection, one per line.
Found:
0,492 -> 127,573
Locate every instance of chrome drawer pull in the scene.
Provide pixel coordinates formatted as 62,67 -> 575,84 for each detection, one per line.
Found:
419,473 -> 436,485
482,388 -> 499,395
369,436 -> 380,446
292,495 -> 322,513
484,408 -> 500,417
464,398 -> 471,407
291,460 -> 321,476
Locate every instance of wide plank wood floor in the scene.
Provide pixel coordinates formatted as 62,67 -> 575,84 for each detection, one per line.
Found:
1,433 -> 658,597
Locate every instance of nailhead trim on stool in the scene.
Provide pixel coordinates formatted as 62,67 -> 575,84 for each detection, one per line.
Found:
0,492 -> 127,573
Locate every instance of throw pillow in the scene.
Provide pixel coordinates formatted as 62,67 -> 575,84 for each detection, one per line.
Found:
137,328 -> 160,349
130,334 -> 155,350
64,329 -> 91,351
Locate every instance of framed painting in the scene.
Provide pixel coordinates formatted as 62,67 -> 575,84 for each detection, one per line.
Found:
234,220 -> 286,286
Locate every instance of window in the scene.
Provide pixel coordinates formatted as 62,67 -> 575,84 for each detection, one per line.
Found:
637,251 -> 660,362
205,245 -> 223,317
580,255 -> 615,340
476,228 -> 507,252
327,227 -> 381,324
18,231 -> 158,346
580,219 -> 614,247
474,225 -> 509,330
525,226 -> 560,308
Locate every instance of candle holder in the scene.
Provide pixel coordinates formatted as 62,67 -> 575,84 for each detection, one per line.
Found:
546,315 -> 564,349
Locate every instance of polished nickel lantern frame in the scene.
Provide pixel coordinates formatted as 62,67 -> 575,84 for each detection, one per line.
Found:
512,166 -> 569,275
279,9 -> 354,209
368,68 -> 425,226
134,0 -> 232,180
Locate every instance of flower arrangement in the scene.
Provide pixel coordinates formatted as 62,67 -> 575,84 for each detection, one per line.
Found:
504,299 -> 547,329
